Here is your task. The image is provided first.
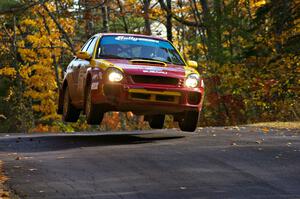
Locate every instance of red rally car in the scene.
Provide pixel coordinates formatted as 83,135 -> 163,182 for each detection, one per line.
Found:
58,33 -> 205,132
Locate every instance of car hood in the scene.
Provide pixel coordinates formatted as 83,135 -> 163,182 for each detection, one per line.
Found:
103,59 -> 191,78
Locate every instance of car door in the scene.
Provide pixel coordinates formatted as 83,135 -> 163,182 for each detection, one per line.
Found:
77,36 -> 99,104
69,38 -> 94,105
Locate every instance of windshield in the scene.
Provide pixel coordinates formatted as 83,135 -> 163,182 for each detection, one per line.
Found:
97,35 -> 185,65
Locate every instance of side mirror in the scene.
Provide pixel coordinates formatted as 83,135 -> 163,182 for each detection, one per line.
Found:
187,60 -> 198,69
76,51 -> 91,60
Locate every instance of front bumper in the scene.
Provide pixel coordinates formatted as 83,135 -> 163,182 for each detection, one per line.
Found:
91,82 -> 204,114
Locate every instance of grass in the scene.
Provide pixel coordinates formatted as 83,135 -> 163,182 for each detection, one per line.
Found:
248,121 -> 300,129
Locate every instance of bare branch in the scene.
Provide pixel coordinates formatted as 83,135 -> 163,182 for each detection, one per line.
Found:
158,0 -> 204,27
40,1 -> 75,54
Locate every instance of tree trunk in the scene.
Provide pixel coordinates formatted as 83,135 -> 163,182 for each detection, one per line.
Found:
165,0 -> 172,41
158,0 -> 172,41
81,0 -> 93,39
190,0 -> 208,60
102,5 -> 109,33
117,0 -> 128,33
143,0 -> 151,35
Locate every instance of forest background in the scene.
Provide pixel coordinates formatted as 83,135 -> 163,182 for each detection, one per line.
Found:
0,0 -> 299,133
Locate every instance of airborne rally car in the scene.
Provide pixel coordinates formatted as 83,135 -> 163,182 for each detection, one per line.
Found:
58,33 -> 204,132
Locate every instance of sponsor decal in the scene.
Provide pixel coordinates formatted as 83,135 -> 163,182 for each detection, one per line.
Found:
115,36 -> 159,43
91,82 -> 99,90
143,70 -> 167,74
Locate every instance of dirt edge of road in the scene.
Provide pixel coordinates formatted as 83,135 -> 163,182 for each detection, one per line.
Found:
247,121 -> 300,129
0,160 -> 10,199
0,161 -> 19,199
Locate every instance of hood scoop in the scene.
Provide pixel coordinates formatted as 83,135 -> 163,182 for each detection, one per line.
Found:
130,59 -> 166,67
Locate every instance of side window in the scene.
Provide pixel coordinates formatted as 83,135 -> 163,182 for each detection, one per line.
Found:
81,38 -> 93,52
86,37 -> 97,56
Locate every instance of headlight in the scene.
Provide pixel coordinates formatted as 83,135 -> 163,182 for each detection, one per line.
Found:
185,73 -> 200,88
107,69 -> 124,82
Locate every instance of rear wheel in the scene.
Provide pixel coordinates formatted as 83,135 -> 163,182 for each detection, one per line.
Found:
178,111 -> 199,132
62,86 -> 80,122
85,83 -> 104,125
148,114 -> 165,129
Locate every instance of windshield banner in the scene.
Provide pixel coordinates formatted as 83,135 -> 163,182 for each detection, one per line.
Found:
101,36 -> 174,49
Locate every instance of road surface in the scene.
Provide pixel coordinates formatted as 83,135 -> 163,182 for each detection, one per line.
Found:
0,126 -> 299,199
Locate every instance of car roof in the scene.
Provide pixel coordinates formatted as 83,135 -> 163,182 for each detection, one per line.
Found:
93,33 -> 168,42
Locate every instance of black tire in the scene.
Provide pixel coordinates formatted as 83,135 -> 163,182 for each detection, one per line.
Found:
178,111 -> 199,132
148,114 -> 165,129
85,83 -> 104,125
62,86 -> 80,122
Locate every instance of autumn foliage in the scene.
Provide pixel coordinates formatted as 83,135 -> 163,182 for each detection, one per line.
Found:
0,0 -> 299,133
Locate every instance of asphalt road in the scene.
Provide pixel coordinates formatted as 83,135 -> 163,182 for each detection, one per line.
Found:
0,127 -> 299,199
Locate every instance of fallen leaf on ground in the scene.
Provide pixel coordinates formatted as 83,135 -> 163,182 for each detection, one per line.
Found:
0,161 -> 10,198
1,191 -> 9,197
261,127 -> 269,133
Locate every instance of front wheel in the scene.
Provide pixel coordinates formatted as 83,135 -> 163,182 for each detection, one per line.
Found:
178,111 -> 199,132
85,83 -> 104,125
148,114 -> 165,129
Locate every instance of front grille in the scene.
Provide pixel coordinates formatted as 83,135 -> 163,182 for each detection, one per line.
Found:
156,95 -> 175,102
131,93 -> 151,100
130,92 -> 179,104
131,75 -> 179,85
